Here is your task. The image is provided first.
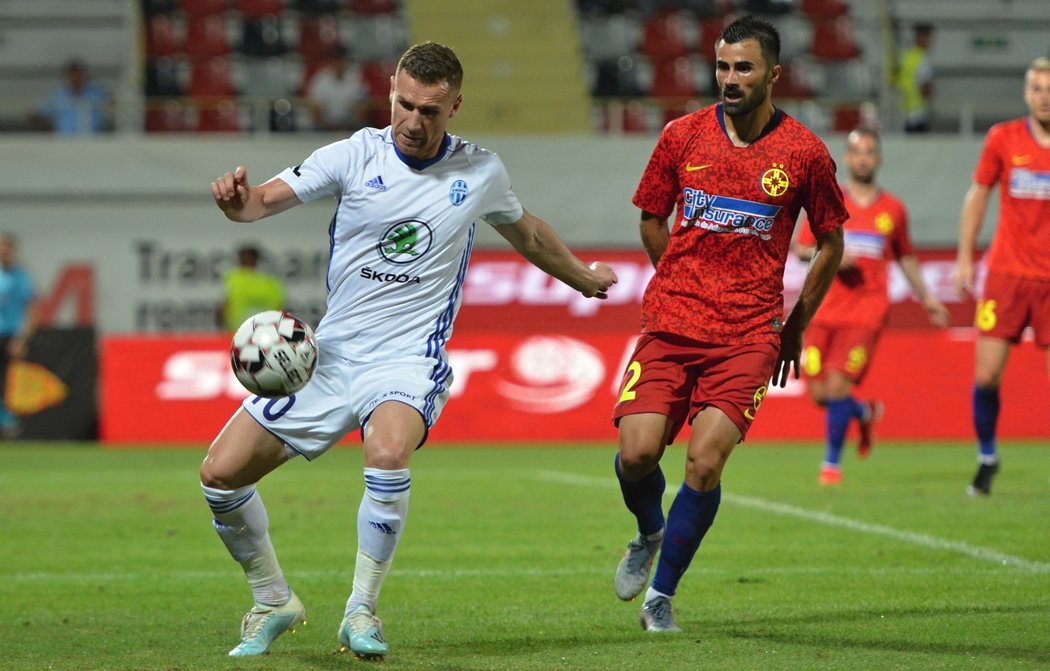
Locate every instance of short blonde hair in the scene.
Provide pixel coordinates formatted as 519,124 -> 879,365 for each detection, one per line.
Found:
1029,57 -> 1050,74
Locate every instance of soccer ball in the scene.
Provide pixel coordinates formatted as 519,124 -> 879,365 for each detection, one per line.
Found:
231,310 -> 318,398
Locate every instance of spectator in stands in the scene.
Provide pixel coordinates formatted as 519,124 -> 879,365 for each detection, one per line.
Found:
303,48 -> 369,133
0,233 -> 39,438
896,23 -> 935,133
217,245 -> 286,332
953,56 -> 1050,497
29,60 -> 111,136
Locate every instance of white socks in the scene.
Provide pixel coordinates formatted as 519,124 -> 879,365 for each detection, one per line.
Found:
202,483 -> 291,607
345,467 -> 410,615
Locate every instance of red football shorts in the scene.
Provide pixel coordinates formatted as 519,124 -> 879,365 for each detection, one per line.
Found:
802,323 -> 882,384
611,332 -> 779,443
977,270 -> 1050,347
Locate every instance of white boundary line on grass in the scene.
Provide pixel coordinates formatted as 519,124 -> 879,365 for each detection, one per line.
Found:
536,470 -> 1050,574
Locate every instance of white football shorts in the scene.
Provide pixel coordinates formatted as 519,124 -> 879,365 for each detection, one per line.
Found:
241,349 -> 452,460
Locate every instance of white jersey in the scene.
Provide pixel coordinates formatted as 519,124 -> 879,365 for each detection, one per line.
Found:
275,127 -> 523,371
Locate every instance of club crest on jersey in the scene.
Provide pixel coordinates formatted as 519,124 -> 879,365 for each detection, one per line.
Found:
761,163 -> 790,197
377,219 -> 434,264
449,179 -> 468,206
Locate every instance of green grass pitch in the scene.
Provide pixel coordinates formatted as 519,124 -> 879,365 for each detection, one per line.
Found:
2,441 -> 1049,670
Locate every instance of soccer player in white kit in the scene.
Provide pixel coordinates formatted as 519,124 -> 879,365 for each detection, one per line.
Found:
202,41 -> 618,660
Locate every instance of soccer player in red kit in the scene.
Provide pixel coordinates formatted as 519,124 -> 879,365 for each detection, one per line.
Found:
954,57 -> 1050,497
610,15 -> 846,633
794,128 -> 949,486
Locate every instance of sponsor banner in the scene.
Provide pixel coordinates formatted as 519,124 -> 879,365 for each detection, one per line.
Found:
35,248 -> 974,335
456,248 -> 977,332
100,330 -> 1048,444
10,328 -> 98,440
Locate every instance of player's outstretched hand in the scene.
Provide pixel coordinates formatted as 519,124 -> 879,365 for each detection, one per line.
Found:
585,261 -> 618,300
773,320 -> 804,388
924,298 -> 951,328
211,166 -> 251,216
952,259 -> 974,300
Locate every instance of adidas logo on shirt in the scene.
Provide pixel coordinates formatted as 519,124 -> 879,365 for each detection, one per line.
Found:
364,175 -> 387,191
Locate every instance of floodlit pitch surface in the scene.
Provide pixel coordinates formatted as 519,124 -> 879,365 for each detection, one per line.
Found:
2,442 -> 1048,671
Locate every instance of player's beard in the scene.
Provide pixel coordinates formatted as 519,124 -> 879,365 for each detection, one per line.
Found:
850,169 -> 876,184
721,82 -> 769,117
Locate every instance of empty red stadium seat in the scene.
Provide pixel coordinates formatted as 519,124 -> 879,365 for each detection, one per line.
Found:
188,57 -> 237,97
810,17 -> 860,61
649,56 -> 699,99
146,15 -> 182,57
360,59 -> 395,96
641,11 -> 689,62
236,0 -> 285,17
347,0 -> 399,14
297,14 -> 342,60
195,98 -> 243,132
696,15 -> 729,61
181,0 -> 229,17
600,101 -> 651,134
145,100 -> 189,132
800,0 -> 849,19
183,14 -> 231,59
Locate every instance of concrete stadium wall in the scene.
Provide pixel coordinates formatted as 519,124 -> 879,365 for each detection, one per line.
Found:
0,132 -> 997,332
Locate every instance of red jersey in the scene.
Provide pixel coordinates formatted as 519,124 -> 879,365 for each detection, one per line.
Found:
797,187 -> 912,329
633,104 -> 847,345
974,118 -> 1050,280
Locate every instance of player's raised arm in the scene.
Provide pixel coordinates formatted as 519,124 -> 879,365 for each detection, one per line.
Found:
211,165 -> 302,223
496,208 -> 617,299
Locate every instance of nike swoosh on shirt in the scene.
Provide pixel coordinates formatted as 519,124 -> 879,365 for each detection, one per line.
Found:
685,164 -> 712,172
1012,155 -> 1033,166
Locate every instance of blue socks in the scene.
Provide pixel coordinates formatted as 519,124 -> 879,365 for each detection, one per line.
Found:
614,453 -> 665,536
973,385 -> 1000,462
652,483 -> 721,597
823,396 -> 865,466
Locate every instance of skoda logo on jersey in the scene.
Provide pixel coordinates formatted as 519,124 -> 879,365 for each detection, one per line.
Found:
449,179 -> 468,206
377,219 -> 434,265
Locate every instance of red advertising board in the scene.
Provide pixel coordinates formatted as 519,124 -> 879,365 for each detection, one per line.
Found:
99,249 -> 1045,444
100,330 -> 1049,444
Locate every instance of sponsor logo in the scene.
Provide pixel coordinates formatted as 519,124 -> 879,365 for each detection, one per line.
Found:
743,384 -> 767,421
1009,167 -> 1050,200
377,220 -> 433,264
761,164 -> 790,197
364,175 -> 388,191
369,521 -> 397,535
360,266 -> 422,284
685,163 -> 712,172
156,351 -> 250,400
449,179 -> 468,206
495,336 -> 606,413
681,187 -> 780,239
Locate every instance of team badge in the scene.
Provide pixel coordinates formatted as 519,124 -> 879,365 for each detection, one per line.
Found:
761,163 -> 790,197
875,212 -> 894,234
377,219 -> 434,264
449,179 -> 468,206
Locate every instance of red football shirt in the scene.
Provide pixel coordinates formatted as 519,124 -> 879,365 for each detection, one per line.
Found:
974,118 -> 1050,280
797,187 -> 912,329
633,104 -> 847,345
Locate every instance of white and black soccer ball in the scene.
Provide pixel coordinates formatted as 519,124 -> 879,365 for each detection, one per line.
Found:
230,310 -> 318,398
